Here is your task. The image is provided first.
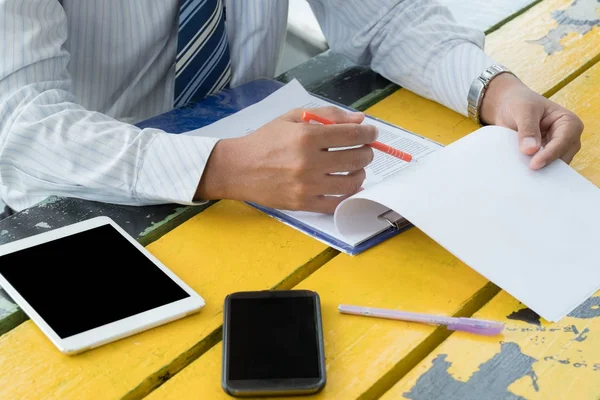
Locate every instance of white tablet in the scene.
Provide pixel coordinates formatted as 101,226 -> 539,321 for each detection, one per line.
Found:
0,216 -> 204,355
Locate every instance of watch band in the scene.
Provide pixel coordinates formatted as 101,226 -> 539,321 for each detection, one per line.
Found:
467,64 -> 515,126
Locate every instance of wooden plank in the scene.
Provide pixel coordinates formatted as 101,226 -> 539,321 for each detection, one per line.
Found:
549,63 -> 600,184
0,197 -> 205,248
146,228 -> 497,400
0,201 -> 336,400
0,288 -> 26,336
381,60 -> 600,400
383,292 -> 600,400
485,0 -> 600,97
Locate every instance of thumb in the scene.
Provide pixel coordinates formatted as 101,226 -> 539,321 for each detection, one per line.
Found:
514,105 -> 543,155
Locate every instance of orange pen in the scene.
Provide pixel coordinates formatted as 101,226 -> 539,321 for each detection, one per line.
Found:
301,111 -> 413,163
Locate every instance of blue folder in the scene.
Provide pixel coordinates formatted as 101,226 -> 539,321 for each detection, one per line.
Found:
137,79 -> 411,255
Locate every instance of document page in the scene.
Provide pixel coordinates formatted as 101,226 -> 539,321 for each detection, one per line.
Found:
336,126 -> 600,321
184,80 -> 440,248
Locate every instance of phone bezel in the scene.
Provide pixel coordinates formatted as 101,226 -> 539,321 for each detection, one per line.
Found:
222,290 -> 326,396
0,216 -> 205,355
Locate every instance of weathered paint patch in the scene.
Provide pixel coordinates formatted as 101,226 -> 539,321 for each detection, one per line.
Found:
508,307 -> 542,326
34,222 -> 51,229
569,296 -> 600,319
35,196 -> 61,208
530,0 -> 600,54
0,294 -> 19,318
403,342 -> 538,400
137,206 -> 189,237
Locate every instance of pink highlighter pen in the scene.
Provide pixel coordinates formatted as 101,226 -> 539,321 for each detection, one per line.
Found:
338,304 -> 504,336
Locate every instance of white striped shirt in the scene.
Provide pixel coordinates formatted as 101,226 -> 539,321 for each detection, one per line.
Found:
0,0 -> 494,211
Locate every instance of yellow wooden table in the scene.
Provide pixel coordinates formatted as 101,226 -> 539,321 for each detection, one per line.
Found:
1,1 -> 599,399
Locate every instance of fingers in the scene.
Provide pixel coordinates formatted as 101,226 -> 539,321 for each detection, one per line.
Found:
529,115 -> 583,169
529,138 -> 567,169
287,106 -> 365,124
530,137 -> 581,169
561,141 -> 582,165
514,104 -> 543,155
290,170 -> 367,214
320,146 -> 374,173
309,123 -> 378,148
305,195 -> 352,215
285,106 -> 377,148
319,169 -> 366,195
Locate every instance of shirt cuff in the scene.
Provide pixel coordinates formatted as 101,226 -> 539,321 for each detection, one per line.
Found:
430,43 -> 496,117
134,130 -> 220,205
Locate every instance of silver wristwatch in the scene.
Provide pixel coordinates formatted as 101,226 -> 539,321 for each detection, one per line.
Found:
467,64 -> 515,126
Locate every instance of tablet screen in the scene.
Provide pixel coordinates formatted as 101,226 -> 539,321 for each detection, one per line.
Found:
0,224 -> 189,338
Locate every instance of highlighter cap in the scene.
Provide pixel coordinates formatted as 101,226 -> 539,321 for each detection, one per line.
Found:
447,318 -> 504,336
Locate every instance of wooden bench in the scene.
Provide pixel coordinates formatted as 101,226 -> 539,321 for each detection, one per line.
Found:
1,1 -> 599,399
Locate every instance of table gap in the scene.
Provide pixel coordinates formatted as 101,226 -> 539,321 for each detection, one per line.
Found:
122,247 -> 340,400
358,282 -> 501,400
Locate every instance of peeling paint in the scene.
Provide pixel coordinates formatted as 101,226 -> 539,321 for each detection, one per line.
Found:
569,296 -> 600,319
35,196 -> 61,208
507,307 -> 542,326
404,343 -> 538,400
530,0 -> 600,54
137,207 -> 189,237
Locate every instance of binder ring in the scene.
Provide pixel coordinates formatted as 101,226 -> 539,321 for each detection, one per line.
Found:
377,210 -> 401,230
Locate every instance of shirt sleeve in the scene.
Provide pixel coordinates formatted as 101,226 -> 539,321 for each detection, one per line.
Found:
306,0 -> 496,116
0,0 -> 217,211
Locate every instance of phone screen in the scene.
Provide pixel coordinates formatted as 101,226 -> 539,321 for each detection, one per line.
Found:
226,293 -> 322,382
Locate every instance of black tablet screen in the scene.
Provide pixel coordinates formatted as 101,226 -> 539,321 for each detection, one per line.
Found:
0,224 -> 189,338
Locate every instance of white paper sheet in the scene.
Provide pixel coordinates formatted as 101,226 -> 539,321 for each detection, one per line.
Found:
184,80 -> 440,247
336,126 -> 600,322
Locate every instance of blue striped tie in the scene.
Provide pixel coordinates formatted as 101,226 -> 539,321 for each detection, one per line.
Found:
175,0 -> 231,107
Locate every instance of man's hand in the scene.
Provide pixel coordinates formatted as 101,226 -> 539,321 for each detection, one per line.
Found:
195,106 -> 376,214
480,73 -> 583,169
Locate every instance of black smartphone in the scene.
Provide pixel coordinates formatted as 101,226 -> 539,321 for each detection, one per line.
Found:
222,290 -> 326,397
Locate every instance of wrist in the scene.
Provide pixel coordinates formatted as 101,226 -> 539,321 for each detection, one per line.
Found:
195,138 -> 243,201
468,65 -> 518,126
479,73 -> 522,125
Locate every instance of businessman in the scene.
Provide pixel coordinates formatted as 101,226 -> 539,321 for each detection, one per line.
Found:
0,0 -> 583,218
